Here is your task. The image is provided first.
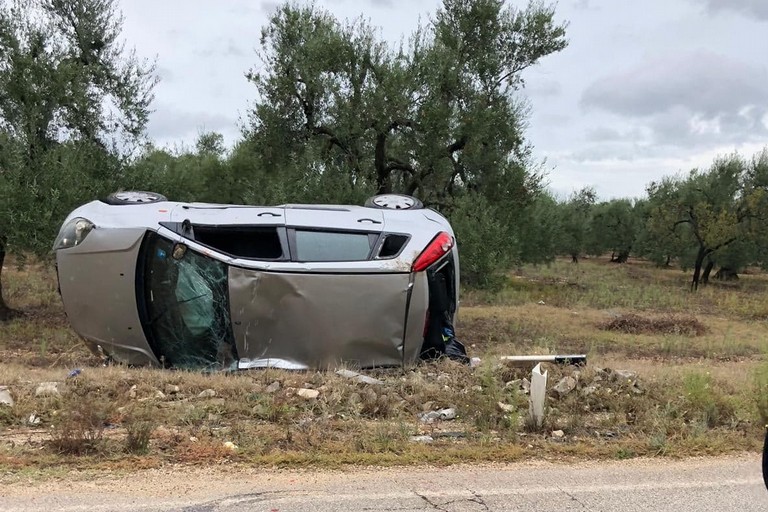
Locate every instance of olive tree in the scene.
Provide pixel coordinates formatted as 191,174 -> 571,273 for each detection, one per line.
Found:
0,0 -> 156,319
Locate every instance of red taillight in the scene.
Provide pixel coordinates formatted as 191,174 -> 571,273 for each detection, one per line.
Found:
412,232 -> 454,272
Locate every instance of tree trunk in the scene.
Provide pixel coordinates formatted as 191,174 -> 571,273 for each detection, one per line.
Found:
664,255 -> 671,267
0,237 -> 22,321
615,250 -> 630,263
571,254 -> 579,263
690,246 -> 708,292
701,259 -> 715,285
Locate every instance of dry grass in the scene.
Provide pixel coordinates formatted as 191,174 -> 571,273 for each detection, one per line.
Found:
1,256 -> 768,474
599,313 -> 707,336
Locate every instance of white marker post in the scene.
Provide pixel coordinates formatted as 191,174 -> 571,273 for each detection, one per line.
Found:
529,363 -> 548,429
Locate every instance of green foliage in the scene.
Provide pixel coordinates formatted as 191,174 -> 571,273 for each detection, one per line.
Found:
245,0 -> 568,286
0,0 -> 156,256
641,151 -> 768,289
555,187 -> 595,262
587,198 -> 641,262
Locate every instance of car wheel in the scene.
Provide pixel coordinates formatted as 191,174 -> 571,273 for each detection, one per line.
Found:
103,191 -> 168,205
364,194 -> 423,210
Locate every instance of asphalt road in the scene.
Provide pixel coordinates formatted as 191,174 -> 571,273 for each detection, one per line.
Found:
1,455 -> 765,511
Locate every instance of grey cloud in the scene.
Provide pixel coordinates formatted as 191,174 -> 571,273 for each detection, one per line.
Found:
195,38 -> 247,58
525,79 -> 562,97
156,66 -> 175,83
581,51 -> 768,118
585,127 -> 628,142
148,107 -> 236,141
260,1 -> 280,15
693,0 -> 768,20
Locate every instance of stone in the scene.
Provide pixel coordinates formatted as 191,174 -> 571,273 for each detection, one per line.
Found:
521,378 -> 531,395
198,389 -> 216,398
497,402 -> 515,413
296,388 -> 320,399
419,408 -> 456,423
612,369 -> 637,383
265,381 -> 281,393
223,441 -> 238,451
438,408 -> 457,420
154,391 -> 167,400
581,385 -> 598,397
410,435 -> 434,443
35,382 -> 60,397
0,386 -> 13,407
165,384 -> 181,395
336,369 -> 383,385
127,385 -> 138,399
552,376 -> 577,398
551,429 -> 565,438
28,413 -> 41,425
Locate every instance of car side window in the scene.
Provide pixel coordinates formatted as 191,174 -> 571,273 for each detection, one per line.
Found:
294,230 -> 373,262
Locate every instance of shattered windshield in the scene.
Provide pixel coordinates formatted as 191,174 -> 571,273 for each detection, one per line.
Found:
139,233 -> 238,370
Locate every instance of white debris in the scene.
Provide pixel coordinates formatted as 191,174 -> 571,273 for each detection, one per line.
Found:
154,391 -> 167,400
296,388 -> 320,399
497,402 -> 515,413
419,408 -> 457,423
28,413 -> 41,425
551,430 -> 565,438
0,386 -> 13,407
335,369 -> 384,385
127,385 -> 138,399
35,382 -> 60,397
198,389 -> 216,398
223,441 -> 238,451
470,357 -> 482,368
410,435 -> 434,443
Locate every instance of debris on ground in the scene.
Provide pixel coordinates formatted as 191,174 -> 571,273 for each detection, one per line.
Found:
198,389 -> 216,398
410,435 -> 434,443
335,369 -> 384,385
66,369 -> 82,379
0,386 -> 12,407
551,430 -> 565,438
296,388 -> 320,399
265,381 -> 280,393
552,376 -> 577,398
35,382 -> 60,397
223,441 -> 238,451
165,384 -> 181,395
419,408 -> 457,423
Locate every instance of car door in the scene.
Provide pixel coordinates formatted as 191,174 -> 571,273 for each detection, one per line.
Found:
229,206 -> 422,369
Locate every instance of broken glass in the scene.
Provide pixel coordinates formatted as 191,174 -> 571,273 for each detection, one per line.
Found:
140,233 -> 238,370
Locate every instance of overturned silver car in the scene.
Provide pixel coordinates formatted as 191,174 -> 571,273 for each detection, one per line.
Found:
53,192 -> 465,370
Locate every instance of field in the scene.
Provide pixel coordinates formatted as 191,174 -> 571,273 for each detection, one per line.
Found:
1,256 -> 767,478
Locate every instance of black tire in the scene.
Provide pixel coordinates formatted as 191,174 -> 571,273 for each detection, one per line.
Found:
364,194 -> 423,210
103,191 -> 167,205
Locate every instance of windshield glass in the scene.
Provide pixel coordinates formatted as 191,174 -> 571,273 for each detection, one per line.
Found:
139,232 -> 237,369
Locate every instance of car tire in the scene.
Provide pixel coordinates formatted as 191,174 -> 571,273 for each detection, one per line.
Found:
364,194 -> 424,210
103,191 -> 168,205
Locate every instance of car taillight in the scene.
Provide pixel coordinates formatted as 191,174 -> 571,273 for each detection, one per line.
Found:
412,232 -> 454,272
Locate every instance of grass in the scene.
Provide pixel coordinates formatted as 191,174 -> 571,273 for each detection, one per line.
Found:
1,255 -> 767,477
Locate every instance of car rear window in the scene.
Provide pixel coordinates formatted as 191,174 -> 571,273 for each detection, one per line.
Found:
295,230 -> 372,261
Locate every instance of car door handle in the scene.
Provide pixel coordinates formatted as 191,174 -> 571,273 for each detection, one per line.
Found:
357,218 -> 382,224
257,212 -> 282,217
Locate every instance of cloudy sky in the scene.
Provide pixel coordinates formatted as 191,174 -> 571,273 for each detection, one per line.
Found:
119,0 -> 768,199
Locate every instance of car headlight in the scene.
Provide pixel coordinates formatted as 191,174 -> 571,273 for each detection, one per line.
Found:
53,217 -> 95,251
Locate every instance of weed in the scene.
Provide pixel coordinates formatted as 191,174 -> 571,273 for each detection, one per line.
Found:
600,313 -> 706,336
